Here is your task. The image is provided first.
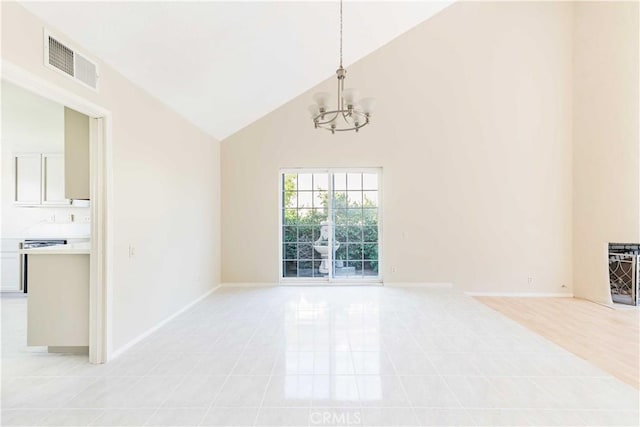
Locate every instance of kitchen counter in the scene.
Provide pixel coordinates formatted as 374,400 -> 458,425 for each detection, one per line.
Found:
20,242 -> 91,255
4,223 -> 91,240
26,247 -> 89,348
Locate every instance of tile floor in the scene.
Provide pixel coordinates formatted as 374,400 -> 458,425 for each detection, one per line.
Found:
2,286 -> 639,426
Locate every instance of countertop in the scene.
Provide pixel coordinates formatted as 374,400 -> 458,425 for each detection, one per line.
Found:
3,223 -> 91,240
20,242 -> 91,255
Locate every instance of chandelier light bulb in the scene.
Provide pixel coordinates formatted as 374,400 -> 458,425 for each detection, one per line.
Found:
308,104 -> 320,118
342,88 -> 359,106
313,92 -> 331,108
359,97 -> 376,115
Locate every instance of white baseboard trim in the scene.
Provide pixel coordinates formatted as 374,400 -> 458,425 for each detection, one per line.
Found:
466,292 -> 574,297
386,282 -> 453,288
221,281 -> 454,288
595,301 -> 639,310
221,282 -> 277,287
108,284 -> 220,361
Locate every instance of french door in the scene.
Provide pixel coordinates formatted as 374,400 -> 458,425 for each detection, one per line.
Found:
280,168 -> 381,283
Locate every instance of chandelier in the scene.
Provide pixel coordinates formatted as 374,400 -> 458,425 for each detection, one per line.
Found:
308,0 -> 375,133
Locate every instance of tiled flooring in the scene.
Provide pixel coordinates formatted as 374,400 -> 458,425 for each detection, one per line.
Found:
2,286 -> 639,426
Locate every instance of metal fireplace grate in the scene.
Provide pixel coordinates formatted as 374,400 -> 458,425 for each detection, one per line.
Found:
609,243 -> 640,306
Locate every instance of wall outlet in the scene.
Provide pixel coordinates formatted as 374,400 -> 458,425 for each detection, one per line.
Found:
527,276 -> 534,285
54,213 -> 73,223
128,245 -> 136,258
391,266 -> 397,273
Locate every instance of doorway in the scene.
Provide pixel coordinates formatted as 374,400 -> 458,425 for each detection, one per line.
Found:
3,61 -> 111,364
280,168 -> 382,284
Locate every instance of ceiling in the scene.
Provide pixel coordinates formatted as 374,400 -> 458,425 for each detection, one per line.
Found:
21,1 -> 452,140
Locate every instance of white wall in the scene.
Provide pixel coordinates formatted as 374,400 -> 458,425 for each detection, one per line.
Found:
221,1 -> 575,293
1,3 -> 221,354
1,81 -> 90,238
572,1 -> 640,303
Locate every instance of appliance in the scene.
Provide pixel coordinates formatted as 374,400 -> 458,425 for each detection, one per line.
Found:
308,0 -> 376,133
20,239 -> 67,293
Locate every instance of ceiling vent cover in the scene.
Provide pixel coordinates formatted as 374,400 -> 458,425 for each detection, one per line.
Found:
44,30 -> 99,91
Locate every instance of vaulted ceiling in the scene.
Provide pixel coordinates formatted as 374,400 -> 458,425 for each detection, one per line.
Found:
21,1 -> 452,140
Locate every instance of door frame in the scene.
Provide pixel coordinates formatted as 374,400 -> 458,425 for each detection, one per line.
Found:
3,60 -> 112,364
278,167 -> 383,285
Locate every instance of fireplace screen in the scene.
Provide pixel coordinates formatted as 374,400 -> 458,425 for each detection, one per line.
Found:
609,243 -> 640,306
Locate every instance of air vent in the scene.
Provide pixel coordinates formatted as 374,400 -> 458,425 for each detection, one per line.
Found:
48,37 -> 74,76
74,53 -> 98,89
44,30 -> 99,91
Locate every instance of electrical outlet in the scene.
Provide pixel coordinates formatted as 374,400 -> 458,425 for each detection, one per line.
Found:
391,266 -> 397,273
527,276 -> 534,285
128,245 -> 136,258
54,214 -> 73,223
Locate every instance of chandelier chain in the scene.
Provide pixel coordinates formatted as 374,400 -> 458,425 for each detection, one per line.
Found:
339,0 -> 343,67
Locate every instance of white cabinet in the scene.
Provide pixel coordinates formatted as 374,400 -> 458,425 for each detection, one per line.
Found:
1,239 -> 21,291
14,154 -> 41,205
42,154 -> 67,205
13,153 -> 70,206
64,107 -> 90,200
0,253 -> 20,291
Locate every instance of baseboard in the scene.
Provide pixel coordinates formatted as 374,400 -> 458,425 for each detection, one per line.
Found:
467,291 -> 574,297
221,282 -> 276,287
386,282 -> 453,288
108,284 -> 220,360
222,281 -> 454,288
595,301 -> 639,310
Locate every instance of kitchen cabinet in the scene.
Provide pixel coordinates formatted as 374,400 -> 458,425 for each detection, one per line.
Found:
42,154 -> 67,205
64,107 -> 90,200
23,245 -> 89,348
1,239 -> 21,291
13,153 -> 70,206
14,154 -> 41,205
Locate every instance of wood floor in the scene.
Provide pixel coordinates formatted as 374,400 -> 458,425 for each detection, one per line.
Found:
476,297 -> 640,389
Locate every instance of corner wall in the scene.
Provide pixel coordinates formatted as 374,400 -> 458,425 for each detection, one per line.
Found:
1,2 -> 221,353
572,1 -> 640,303
221,1 -> 575,293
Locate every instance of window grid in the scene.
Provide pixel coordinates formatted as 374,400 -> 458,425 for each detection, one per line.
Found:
281,171 -> 379,280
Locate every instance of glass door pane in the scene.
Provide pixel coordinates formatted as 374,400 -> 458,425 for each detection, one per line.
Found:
332,172 -> 380,279
281,172 -> 329,279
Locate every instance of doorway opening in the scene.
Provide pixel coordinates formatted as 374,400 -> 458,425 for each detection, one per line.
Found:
3,60 -> 111,364
279,168 -> 382,284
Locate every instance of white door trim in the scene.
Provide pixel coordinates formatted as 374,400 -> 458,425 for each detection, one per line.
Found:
2,59 -> 113,364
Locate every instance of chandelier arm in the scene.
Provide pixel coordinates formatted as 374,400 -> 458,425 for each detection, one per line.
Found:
314,109 -> 368,124
315,110 -> 341,125
318,120 -> 370,132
